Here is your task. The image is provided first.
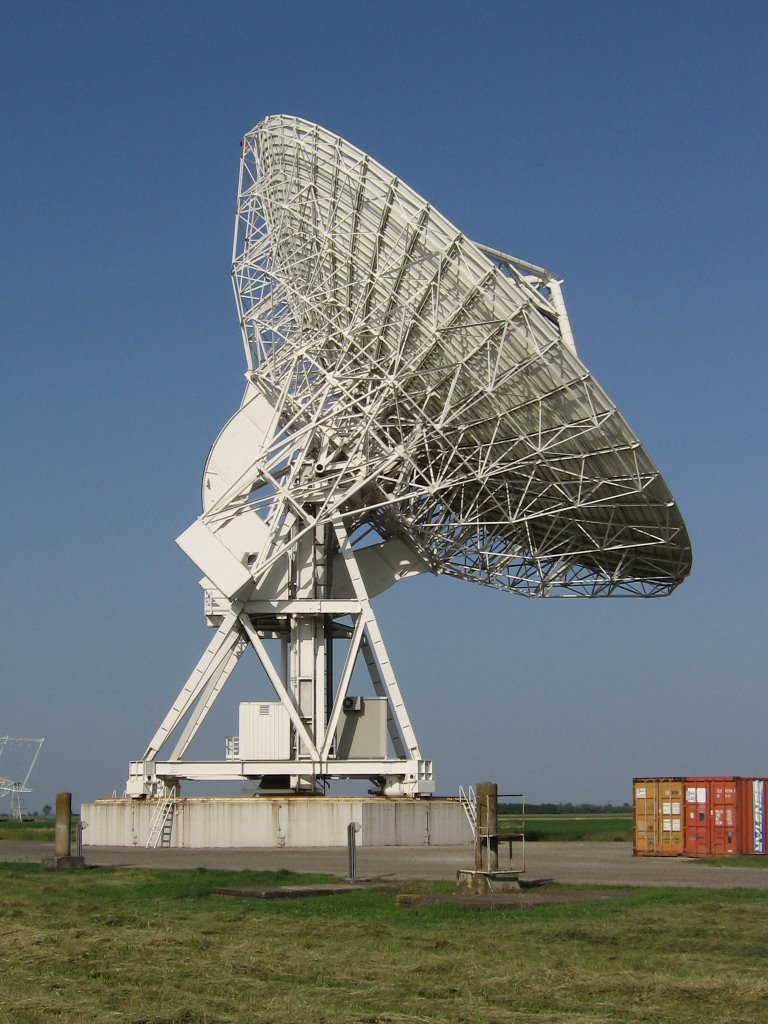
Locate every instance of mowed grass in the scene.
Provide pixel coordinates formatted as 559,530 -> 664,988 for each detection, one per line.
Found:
2,863 -> 768,1023
498,813 -> 632,842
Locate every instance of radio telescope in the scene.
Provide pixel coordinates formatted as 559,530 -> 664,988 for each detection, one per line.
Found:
126,115 -> 690,800
0,737 -> 44,820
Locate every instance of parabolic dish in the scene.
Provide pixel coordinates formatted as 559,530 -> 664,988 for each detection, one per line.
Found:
230,115 -> 691,598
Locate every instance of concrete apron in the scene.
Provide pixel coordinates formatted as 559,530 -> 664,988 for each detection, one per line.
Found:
7,841 -> 768,890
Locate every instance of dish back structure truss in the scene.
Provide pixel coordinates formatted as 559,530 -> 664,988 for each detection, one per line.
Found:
127,116 -> 690,799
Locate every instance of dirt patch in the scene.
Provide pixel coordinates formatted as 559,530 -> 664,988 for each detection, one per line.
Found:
397,888 -> 633,911
213,883 -> 360,899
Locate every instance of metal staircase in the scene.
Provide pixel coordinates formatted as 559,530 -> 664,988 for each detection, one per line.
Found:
146,789 -> 176,848
459,785 -> 477,832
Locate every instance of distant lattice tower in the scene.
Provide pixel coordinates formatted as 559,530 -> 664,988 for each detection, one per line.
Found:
0,737 -> 44,820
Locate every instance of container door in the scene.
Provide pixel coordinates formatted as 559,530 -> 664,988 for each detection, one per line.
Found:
658,780 -> 684,855
711,780 -> 740,855
745,779 -> 766,855
633,781 -> 658,855
684,782 -> 711,857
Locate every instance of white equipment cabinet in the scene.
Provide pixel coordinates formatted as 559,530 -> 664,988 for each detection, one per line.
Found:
238,703 -> 290,760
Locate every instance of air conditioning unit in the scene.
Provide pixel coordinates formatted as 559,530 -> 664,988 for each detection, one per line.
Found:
342,696 -> 364,712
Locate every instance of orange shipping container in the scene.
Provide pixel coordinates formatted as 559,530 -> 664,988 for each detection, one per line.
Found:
633,778 -> 684,856
684,778 -> 741,857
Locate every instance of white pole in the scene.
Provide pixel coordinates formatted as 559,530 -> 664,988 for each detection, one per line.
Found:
546,277 -> 577,356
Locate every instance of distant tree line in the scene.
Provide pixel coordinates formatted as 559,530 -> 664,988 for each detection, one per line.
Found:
498,802 -> 631,815
0,804 -> 53,819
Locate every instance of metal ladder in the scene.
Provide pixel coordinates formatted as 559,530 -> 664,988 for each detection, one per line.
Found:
459,785 -> 477,832
146,790 -> 176,848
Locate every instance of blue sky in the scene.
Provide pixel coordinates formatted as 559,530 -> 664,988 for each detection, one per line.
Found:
1,1 -> 766,810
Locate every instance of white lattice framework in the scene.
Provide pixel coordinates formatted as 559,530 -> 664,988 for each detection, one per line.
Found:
0,736 -> 44,820
126,117 -> 690,802
231,116 -> 690,597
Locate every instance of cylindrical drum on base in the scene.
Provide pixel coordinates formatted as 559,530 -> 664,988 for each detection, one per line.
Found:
475,782 -> 498,870
54,792 -> 72,859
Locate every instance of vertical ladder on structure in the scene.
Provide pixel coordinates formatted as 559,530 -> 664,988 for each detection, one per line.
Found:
146,789 -> 176,848
459,785 -> 477,834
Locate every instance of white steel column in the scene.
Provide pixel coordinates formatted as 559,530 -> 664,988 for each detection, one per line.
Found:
332,516 -> 422,760
239,614 -> 320,760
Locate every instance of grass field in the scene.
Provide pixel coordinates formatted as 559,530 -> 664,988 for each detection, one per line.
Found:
0,817 -> 78,843
498,813 -> 633,843
0,818 -> 56,842
2,862 -> 768,1023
